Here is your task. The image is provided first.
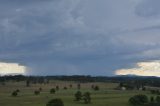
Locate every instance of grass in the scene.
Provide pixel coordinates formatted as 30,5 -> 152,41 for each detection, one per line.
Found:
0,81 -> 152,106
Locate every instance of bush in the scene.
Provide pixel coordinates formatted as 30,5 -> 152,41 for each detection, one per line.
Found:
56,86 -> 59,91
156,96 -> 160,103
46,98 -> 64,106
50,88 -> 56,94
151,90 -> 156,94
16,89 -> 20,93
144,103 -> 160,106
12,91 -> 18,97
91,85 -> 94,89
26,80 -> 30,87
94,85 -> 99,91
69,84 -> 72,88
63,87 -> 67,90
39,87 -> 42,91
129,94 -> 148,105
77,84 -> 81,89
151,90 -> 160,95
142,87 -> 146,91
34,90 -> 40,95
83,92 -> 91,104
75,91 -> 82,101
150,96 -> 154,103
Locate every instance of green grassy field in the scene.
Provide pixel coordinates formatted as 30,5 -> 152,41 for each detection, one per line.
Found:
0,81 -> 152,106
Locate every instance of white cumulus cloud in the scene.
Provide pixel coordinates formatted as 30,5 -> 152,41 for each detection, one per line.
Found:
0,62 -> 27,75
115,60 -> 160,77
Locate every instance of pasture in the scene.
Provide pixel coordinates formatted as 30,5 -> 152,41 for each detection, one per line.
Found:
0,81 -> 151,106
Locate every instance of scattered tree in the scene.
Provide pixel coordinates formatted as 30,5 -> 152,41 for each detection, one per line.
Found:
150,96 -> 154,103
34,90 -> 40,95
156,96 -> 160,103
83,92 -> 91,104
94,85 -> 99,91
142,87 -> 146,91
64,87 -> 67,90
77,84 -> 81,90
39,87 -> 42,91
46,98 -> 64,106
12,91 -> 18,97
119,82 -> 124,87
56,86 -> 59,91
16,89 -> 20,93
69,84 -> 72,88
50,88 -> 56,94
75,91 -> 82,101
91,85 -> 95,89
26,80 -> 30,87
129,94 -> 148,105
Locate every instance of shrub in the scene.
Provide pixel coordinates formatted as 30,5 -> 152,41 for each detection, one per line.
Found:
151,90 -> 156,94
156,96 -> 160,103
77,84 -> 81,89
142,87 -> 146,91
69,84 -> 72,88
75,91 -> 82,101
151,90 -> 160,95
129,94 -> 148,105
16,89 -> 20,93
12,91 -> 18,97
56,86 -> 59,91
34,90 -> 40,95
39,87 -> 42,91
46,98 -> 64,106
63,87 -> 67,90
26,80 -> 30,87
144,103 -> 160,106
156,90 -> 160,95
83,92 -> 91,104
91,85 -> 95,89
50,88 -> 56,94
94,85 -> 99,91
150,96 -> 154,103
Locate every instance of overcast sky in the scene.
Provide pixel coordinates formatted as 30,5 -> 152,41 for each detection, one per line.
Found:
0,0 -> 160,76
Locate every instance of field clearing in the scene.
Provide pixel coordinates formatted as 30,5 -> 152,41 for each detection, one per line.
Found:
0,81 -> 152,106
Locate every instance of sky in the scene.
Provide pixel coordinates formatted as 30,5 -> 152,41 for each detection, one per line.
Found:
0,0 -> 160,76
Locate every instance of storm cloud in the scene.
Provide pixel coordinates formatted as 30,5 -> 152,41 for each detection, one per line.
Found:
0,0 -> 160,76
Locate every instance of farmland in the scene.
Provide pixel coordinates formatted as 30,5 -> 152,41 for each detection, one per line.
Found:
0,80 -> 152,106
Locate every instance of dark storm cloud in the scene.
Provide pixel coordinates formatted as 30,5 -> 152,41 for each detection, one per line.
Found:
0,0 -> 160,75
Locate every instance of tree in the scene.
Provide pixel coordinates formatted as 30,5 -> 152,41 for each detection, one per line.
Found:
46,98 -> 64,106
129,94 -> 148,105
12,91 -> 18,97
16,89 -> 20,93
145,103 -> 160,106
63,87 -> 67,90
142,87 -> 146,91
119,82 -> 124,87
77,84 -> 81,90
150,96 -> 154,103
69,84 -> 72,88
34,90 -> 40,95
94,85 -> 99,91
39,87 -> 42,91
83,92 -> 91,104
75,91 -> 82,101
56,86 -> 59,91
91,85 -> 95,89
156,96 -> 160,103
26,80 -> 30,87
50,88 -> 56,94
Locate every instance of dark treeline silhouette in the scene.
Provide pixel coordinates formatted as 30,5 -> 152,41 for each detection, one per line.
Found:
0,75 -> 160,87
